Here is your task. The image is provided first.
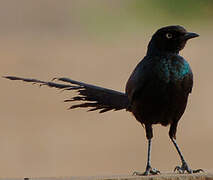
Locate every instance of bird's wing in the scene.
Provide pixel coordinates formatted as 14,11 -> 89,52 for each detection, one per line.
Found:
125,57 -> 152,105
4,76 -> 129,113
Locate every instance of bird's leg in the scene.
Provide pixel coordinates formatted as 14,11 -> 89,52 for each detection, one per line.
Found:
170,138 -> 203,174
169,124 -> 203,174
133,125 -> 160,176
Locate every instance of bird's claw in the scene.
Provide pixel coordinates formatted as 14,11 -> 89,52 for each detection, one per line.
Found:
133,167 -> 160,176
174,162 -> 204,174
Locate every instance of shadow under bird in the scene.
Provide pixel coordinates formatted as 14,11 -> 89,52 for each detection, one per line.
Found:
4,25 -> 203,175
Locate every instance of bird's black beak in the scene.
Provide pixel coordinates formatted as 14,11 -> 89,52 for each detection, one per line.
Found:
184,32 -> 199,40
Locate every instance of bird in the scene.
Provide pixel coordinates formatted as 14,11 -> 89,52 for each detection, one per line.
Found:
4,25 -> 203,175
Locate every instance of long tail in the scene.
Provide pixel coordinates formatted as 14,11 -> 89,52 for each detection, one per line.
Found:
4,76 -> 129,113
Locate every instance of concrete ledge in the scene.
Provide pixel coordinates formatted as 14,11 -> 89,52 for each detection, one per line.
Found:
2,173 -> 213,180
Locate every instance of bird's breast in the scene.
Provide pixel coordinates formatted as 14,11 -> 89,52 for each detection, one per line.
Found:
155,57 -> 190,83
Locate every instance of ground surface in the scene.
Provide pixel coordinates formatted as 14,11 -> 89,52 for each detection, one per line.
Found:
2,173 -> 213,180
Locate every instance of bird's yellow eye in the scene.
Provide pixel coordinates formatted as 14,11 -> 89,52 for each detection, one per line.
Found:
166,33 -> 172,39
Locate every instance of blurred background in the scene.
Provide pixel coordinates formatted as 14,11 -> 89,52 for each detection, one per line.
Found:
1,0 -> 213,178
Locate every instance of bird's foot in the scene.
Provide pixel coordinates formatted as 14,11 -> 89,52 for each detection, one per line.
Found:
133,166 -> 160,176
174,162 -> 204,174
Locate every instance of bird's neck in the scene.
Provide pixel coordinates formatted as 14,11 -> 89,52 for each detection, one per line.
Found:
146,39 -> 179,56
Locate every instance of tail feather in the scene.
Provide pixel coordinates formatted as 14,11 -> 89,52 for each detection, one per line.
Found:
3,76 -> 129,113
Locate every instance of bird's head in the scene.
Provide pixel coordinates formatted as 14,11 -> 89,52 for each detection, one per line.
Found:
147,25 -> 199,55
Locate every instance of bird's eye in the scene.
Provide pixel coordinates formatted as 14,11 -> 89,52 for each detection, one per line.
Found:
166,33 -> 172,39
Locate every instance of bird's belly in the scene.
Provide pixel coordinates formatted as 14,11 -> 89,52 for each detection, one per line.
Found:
132,81 -> 188,126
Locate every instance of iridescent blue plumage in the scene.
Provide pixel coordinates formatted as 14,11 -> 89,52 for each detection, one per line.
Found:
157,56 -> 191,83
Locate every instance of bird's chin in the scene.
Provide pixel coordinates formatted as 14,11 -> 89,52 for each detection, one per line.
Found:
178,41 -> 187,51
